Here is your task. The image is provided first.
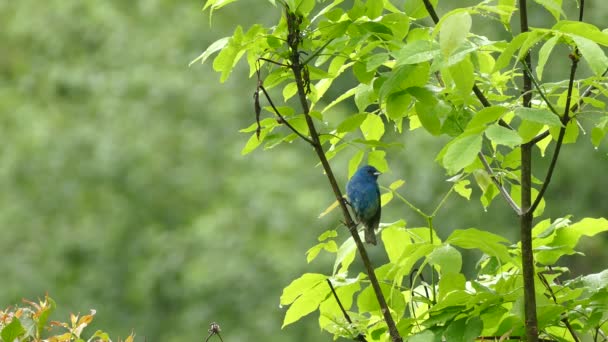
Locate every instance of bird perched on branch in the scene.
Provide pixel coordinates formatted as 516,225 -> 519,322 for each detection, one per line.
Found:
346,165 -> 382,245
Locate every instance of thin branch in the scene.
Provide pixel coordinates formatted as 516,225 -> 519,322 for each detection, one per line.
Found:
478,152 -> 522,215
528,41 -> 581,215
283,8 -> 402,342
570,67 -> 608,113
326,279 -> 367,342
528,42 -> 606,145
537,272 -> 581,342
422,0 -> 520,215
259,84 -> 315,145
257,57 -> 290,68
521,62 -> 559,115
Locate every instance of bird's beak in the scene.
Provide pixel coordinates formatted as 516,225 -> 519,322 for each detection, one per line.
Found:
374,171 -> 382,176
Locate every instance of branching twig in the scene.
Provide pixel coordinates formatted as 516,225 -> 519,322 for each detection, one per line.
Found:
478,152 -> 522,215
282,7 -> 403,342
528,23 -> 582,216
258,84 -> 315,145
537,272 -> 581,342
326,279 -> 367,342
422,0 -> 518,213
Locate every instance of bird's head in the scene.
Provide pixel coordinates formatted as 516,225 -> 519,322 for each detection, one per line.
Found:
356,165 -> 381,180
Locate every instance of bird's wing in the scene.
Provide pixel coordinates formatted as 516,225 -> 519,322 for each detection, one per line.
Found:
370,185 -> 381,230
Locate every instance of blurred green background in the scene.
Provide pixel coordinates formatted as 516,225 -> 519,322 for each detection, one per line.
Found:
0,0 -> 606,341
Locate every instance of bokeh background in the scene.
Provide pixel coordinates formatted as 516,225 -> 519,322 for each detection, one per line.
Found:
1,0 -> 606,341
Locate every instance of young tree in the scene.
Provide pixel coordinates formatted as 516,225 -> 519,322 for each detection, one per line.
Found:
196,0 -> 608,340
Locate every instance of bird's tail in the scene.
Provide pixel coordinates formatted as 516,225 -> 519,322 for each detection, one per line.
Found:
364,226 -> 377,245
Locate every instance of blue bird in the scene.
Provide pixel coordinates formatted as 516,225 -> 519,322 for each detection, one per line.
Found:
346,165 -> 382,245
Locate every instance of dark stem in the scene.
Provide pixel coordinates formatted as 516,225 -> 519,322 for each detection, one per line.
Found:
478,152 -> 522,214
520,143 -> 538,342
528,11 -> 583,215
259,84 -> 315,145
537,272 -> 581,342
284,9 -> 402,342
518,0 -> 539,341
326,279 -> 367,342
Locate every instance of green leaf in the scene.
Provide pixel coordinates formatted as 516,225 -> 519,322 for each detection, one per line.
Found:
318,281 -> 361,330
37,297 -> 56,337
189,37 -> 230,66
485,123 -> 523,147
428,244 -> 462,274
306,240 -> 338,263
514,107 -> 562,127
348,150 -> 365,178
536,217 -> 608,264
445,317 -> 483,342
580,269 -> 608,293
571,36 -> 608,76
494,33 -> 528,71
353,61 -> 375,84
382,223 -> 411,264
415,100 -> 442,136
368,150 -> 389,173
408,330 -> 436,342
454,180 -> 472,200
360,114 -> 385,141
518,120 -> 544,143
354,83 -> 376,111
532,0 -> 565,21
466,106 -> 509,130
322,86 -> 356,114
1,318 -> 26,342
405,0 -> 438,19
366,53 -> 389,72
443,133 -> 482,174
393,40 -> 441,66
333,237 -> 357,274
440,12 -> 472,57
381,12 -> 410,40
281,273 -> 327,305
437,273 -> 466,301
537,35 -> 559,80
448,55 -> 475,100
282,280 -> 330,327
379,64 -> 430,101
386,91 -> 412,120
553,20 -> 608,46
441,108 -> 472,137
447,228 -> 512,263
337,113 -> 367,133
241,128 -> 270,155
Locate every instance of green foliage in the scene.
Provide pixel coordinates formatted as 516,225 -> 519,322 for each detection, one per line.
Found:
202,0 -> 608,340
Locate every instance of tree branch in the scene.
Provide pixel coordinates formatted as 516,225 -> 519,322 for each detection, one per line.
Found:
478,152 -> 522,215
518,0 -> 539,340
528,13 -> 583,216
326,279 -> 367,342
258,84 -> 315,145
283,8 -> 402,342
537,272 -> 581,342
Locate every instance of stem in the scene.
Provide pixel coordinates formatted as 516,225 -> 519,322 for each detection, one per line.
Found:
284,9 -> 402,342
259,85 -> 315,145
537,272 -> 581,342
528,5 -> 583,215
326,279 -> 367,342
478,152 -> 522,215
521,143 -> 538,342
518,0 -> 539,340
